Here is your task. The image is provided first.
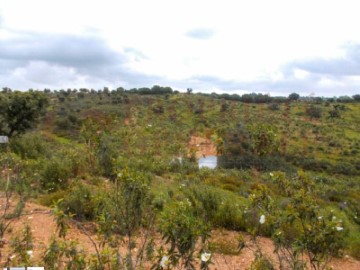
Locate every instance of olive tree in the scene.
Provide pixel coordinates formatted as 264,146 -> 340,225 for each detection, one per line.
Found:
0,91 -> 48,137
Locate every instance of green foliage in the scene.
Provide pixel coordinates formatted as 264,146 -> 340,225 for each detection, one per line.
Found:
268,103 -> 280,111
40,157 -> 72,191
329,107 -> 341,118
353,94 -> 360,102
1,90 -> 360,268
184,185 -> 221,225
159,200 -> 210,269
110,170 -> 152,235
97,134 -> 118,178
208,238 -> 241,255
53,199 -> 73,238
248,124 -> 279,157
306,105 -> 322,119
9,224 -> 33,267
349,237 -> 360,259
39,190 -> 67,207
97,169 -> 154,269
61,181 -> 101,221
10,133 -> 50,159
261,171 -> 347,269
288,93 -> 300,101
250,253 -> 275,270
0,91 -> 48,137
43,238 -> 86,270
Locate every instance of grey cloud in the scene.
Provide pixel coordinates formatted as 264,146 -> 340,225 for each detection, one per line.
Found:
186,28 -> 215,40
0,31 -> 163,89
288,44 -> 360,76
1,29 -> 359,97
0,33 -> 123,68
179,67 -> 358,97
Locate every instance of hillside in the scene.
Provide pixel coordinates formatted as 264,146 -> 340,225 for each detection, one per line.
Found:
0,89 -> 359,269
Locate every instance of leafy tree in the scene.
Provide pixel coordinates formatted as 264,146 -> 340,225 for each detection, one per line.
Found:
288,92 -> 300,101
353,94 -> 360,102
0,91 -> 48,137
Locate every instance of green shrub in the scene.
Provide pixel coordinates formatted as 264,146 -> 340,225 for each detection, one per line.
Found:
39,190 -> 67,207
40,158 -> 72,191
10,133 -> 50,159
159,200 -> 210,269
61,182 -> 101,221
268,103 -> 280,111
214,202 -> 245,231
250,253 -> 275,270
349,238 -> 360,259
306,105 -> 322,119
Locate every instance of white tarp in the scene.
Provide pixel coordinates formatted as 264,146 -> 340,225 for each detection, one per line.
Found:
0,136 -> 9,143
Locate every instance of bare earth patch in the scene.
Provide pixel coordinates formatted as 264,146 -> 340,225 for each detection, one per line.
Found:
1,201 -> 359,269
188,135 -> 217,158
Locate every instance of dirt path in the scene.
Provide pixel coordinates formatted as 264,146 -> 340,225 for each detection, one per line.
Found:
1,200 -> 359,269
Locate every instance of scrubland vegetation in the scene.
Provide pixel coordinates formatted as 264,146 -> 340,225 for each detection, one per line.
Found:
0,87 -> 360,269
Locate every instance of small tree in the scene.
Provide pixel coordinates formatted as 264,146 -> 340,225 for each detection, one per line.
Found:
288,93 -> 300,101
352,94 -> 360,102
99,169 -> 155,270
157,200 -> 210,270
0,91 -> 48,137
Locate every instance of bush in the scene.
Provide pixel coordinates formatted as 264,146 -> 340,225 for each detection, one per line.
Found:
39,190 -> 67,207
40,158 -> 72,191
214,202 -> 245,230
10,133 -> 50,159
61,182 -> 101,221
159,200 -> 210,269
306,105 -> 322,119
268,103 -> 280,111
349,238 -> 360,259
250,253 -> 275,270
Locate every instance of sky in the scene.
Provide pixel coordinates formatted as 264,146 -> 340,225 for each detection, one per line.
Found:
1,0 -> 360,97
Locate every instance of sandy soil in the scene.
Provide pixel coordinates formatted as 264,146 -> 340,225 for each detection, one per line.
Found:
1,200 -> 359,269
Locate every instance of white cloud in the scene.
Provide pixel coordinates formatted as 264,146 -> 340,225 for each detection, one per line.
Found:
1,0 -> 360,95
293,69 -> 310,80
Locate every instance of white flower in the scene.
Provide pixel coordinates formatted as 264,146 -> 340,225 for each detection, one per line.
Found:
318,216 -> 323,220
9,254 -> 16,260
160,255 -> 169,268
201,252 -> 211,262
269,172 -> 274,177
259,214 -> 266,224
332,216 -> 337,220
336,226 -> 343,231
27,250 -> 33,257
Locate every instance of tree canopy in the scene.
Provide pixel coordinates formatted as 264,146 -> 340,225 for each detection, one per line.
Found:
0,91 -> 49,137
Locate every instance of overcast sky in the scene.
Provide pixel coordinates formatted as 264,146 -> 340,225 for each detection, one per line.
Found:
1,0 -> 360,96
